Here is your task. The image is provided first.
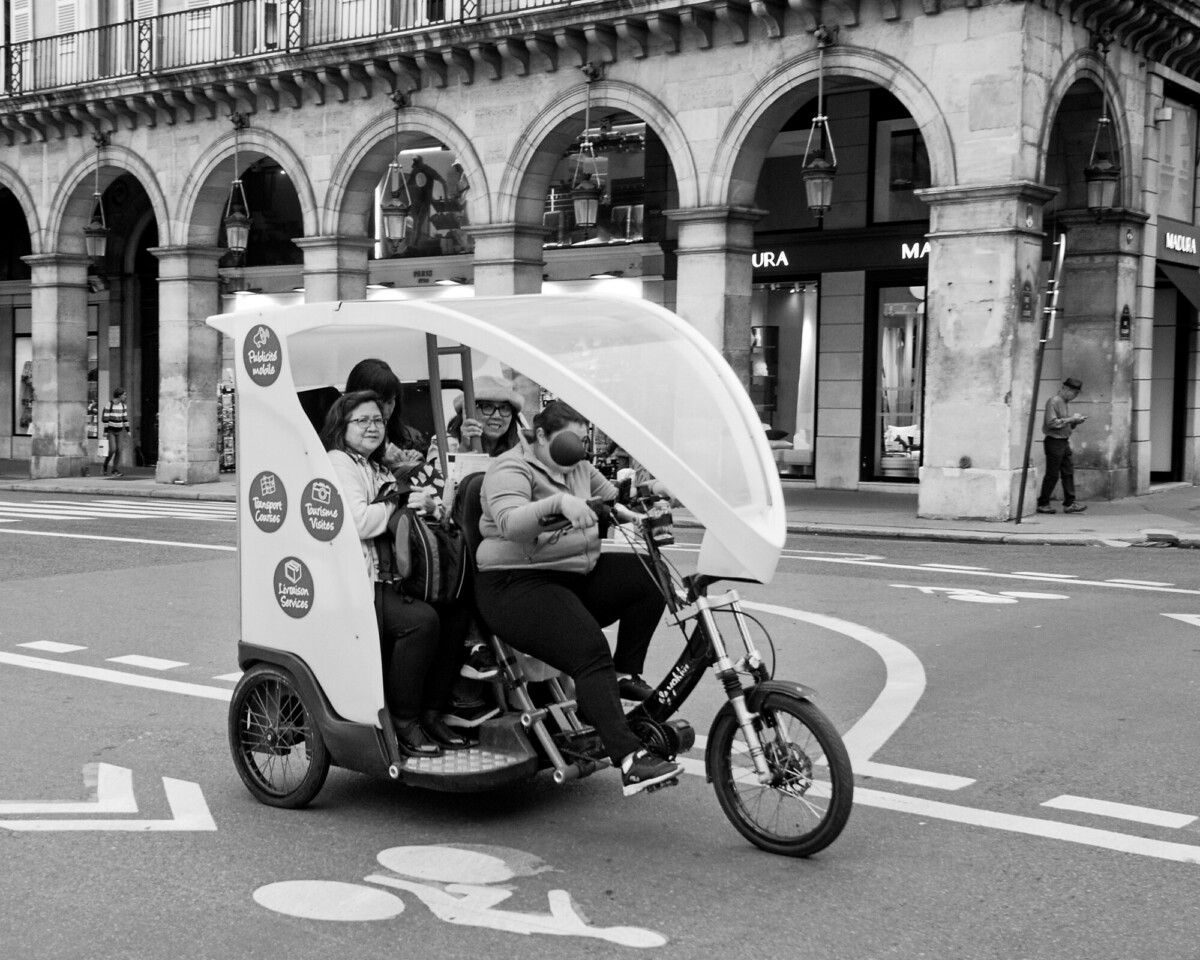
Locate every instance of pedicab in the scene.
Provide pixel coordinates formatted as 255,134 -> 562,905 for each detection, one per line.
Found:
208,294 -> 853,857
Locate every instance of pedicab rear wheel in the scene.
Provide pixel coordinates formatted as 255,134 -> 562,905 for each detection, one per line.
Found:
229,663 -> 330,808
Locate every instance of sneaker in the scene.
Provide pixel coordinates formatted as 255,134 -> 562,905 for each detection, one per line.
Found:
1063,503 -> 1088,513
443,702 -> 500,729
460,643 -> 500,681
617,674 -> 654,701
621,749 -> 682,797
1035,505 -> 1056,514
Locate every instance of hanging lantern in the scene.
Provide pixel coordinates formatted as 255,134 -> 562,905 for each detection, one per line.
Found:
381,97 -> 415,254
800,26 -> 839,221
224,114 -> 252,259
1084,30 -> 1120,219
569,63 -> 604,236
84,131 -> 109,261
572,170 -> 601,228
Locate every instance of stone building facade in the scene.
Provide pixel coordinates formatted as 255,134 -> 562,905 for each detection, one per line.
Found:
0,0 -> 1197,520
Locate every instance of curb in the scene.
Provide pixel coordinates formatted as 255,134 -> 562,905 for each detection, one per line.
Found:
0,480 -> 237,502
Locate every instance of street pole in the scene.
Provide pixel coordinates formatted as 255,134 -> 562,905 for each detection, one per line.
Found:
1015,232 -> 1066,524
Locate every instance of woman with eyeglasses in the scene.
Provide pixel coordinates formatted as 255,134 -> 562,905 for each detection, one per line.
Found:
321,390 -> 465,758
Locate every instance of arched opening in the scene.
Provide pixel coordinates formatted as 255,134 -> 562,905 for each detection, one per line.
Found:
749,85 -> 931,484
0,187 -> 33,457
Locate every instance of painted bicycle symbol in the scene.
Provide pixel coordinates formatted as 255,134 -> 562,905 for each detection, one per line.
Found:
891,585 -> 1070,604
254,844 -> 667,949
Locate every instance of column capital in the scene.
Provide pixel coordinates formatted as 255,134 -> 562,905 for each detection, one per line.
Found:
21,252 -> 93,285
664,205 -> 767,227
292,235 -> 378,253
917,181 -> 1059,241
148,245 -> 226,281
464,222 -> 550,244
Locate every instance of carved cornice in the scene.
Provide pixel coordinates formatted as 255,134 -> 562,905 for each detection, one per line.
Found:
3,0 -> 1200,146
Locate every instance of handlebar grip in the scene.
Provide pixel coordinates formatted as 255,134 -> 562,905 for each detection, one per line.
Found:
538,513 -> 569,528
537,498 -> 613,529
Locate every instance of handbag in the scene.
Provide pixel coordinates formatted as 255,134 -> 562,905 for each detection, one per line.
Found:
373,483 -> 466,604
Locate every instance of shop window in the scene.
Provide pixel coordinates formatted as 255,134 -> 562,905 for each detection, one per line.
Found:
873,119 -> 930,223
752,283 -> 817,478
871,285 -> 925,480
1158,98 -> 1197,223
13,307 -> 31,436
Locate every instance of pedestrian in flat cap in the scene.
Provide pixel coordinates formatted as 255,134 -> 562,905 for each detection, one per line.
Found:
1037,377 -> 1087,515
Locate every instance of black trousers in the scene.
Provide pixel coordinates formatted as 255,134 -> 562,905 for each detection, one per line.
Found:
475,552 -> 666,763
374,584 -> 465,720
1038,437 -> 1076,507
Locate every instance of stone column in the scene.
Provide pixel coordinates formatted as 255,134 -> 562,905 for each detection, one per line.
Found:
467,223 -> 547,296
293,236 -> 374,302
149,246 -> 224,485
665,206 -> 764,380
1056,210 -> 1147,500
914,182 -> 1057,520
22,253 -> 91,478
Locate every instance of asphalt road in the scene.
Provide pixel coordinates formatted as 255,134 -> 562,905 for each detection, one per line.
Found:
2,490 -> 1199,960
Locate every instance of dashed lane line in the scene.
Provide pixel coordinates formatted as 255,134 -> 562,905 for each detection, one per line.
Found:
0,528 -> 235,550
106,655 -> 188,671
793,555 -> 1200,596
1041,795 -> 1198,829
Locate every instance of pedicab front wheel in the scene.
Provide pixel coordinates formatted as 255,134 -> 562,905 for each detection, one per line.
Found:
229,663 -> 331,808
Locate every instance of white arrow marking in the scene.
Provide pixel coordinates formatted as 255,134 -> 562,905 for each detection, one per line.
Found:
0,777 -> 215,832
0,763 -> 137,814
1164,614 -> 1200,628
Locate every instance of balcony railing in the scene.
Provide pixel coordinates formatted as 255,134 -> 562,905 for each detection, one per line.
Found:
0,0 -> 574,98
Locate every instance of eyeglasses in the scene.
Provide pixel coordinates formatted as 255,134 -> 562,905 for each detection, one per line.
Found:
348,416 -> 386,428
477,401 -> 513,417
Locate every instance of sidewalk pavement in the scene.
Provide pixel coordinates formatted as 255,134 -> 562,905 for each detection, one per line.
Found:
0,459 -> 1196,548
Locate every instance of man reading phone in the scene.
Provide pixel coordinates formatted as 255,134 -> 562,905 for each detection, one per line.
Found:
1036,377 -> 1087,515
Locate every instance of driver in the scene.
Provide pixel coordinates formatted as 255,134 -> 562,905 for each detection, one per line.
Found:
473,400 -> 683,797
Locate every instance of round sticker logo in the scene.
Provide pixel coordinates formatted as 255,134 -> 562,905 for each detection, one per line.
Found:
274,557 -> 314,619
300,478 -> 344,542
249,471 -> 287,533
243,324 -> 282,386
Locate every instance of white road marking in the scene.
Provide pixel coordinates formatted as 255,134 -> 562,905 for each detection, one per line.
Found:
0,651 -> 233,700
918,564 -> 989,570
1011,572 -> 1079,578
740,601 -> 975,790
106,654 -> 188,671
18,641 -> 86,653
853,787 -> 1200,865
0,499 -> 234,523
1164,614 -> 1200,628
1041,795 -> 1198,829
0,528 -> 235,550
797,555 -> 1200,596
0,763 -> 137,814
0,777 -> 216,832
212,672 -> 243,682
1107,579 -> 1175,587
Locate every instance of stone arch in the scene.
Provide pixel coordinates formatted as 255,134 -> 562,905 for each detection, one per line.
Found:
325,105 -> 488,238
497,79 -> 700,225
715,46 -> 957,208
177,123 -> 318,246
1039,50 -> 1132,205
0,161 -> 42,252
43,144 -> 170,256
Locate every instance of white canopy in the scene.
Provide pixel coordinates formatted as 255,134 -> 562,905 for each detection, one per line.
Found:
210,294 -> 785,583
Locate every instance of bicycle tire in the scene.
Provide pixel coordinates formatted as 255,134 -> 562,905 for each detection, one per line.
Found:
228,663 -> 330,809
708,692 -> 852,857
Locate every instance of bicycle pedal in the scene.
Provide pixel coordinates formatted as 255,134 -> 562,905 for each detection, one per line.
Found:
645,776 -> 679,794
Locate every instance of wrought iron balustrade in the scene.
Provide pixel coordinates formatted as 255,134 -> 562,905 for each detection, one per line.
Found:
0,0 -> 576,98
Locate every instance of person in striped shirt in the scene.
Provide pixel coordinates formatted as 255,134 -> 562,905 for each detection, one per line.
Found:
101,387 -> 130,477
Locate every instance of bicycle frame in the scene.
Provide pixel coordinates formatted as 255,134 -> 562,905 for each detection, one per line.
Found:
620,517 -> 786,785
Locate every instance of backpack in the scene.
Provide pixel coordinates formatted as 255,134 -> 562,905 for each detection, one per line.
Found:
373,485 -> 466,605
